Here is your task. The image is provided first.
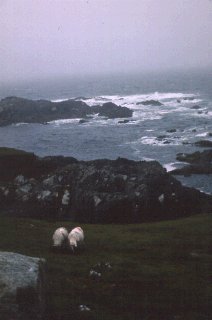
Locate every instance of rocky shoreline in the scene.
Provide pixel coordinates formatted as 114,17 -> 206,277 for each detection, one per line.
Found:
172,149 -> 212,175
0,147 -> 211,223
0,96 -> 132,126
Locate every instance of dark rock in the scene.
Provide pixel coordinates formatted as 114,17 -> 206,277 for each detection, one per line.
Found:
0,147 -> 77,182
0,148 -> 211,222
79,119 -> 88,124
172,150 -> 212,175
118,119 -> 130,124
167,129 -> 177,133
194,140 -> 212,148
136,100 -> 163,106
191,105 -> 201,109
94,102 -> 132,119
157,135 -> 167,140
183,97 -> 195,101
0,97 -> 93,126
0,97 -> 133,126
0,251 -> 46,320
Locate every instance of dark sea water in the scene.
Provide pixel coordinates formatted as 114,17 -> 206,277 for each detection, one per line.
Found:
0,70 -> 212,193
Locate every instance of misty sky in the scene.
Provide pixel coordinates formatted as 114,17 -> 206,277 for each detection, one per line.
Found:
1,0 -> 212,82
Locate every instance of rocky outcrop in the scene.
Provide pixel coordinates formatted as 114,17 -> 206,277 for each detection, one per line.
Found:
0,147 -> 77,182
0,97 -> 133,126
172,150 -> 212,175
194,140 -> 212,148
183,97 -> 195,101
93,102 -> 132,118
136,100 -> 163,106
0,252 -> 46,320
191,105 -> 201,109
0,148 -> 211,223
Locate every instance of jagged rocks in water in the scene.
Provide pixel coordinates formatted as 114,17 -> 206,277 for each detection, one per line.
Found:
136,100 -> 163,106
94,102 -> 133,118
0,97 -> 133,126
118,119 -> 130,124
191,105 -> 201,109
194,140 -> 212,148
0,252 -> 46,320
172,150 -> 212,175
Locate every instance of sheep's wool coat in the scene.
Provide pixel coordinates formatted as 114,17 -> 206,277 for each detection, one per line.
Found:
68,227 -> 84,247
52,227 -> 69,247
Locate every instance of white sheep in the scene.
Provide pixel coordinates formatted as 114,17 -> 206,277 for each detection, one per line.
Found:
68,227 -> 84,252
52,227 -> 69,249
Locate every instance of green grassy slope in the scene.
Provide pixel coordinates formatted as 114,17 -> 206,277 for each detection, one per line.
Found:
0,214 -> 211,320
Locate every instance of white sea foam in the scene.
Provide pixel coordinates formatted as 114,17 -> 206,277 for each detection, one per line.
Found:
163,163 -> 178,172
48,91 -> 206,127
48,118 -> 81,125
13,122 -> 29,126
163,162 -> 185,172
82,92 -> 202,122
195,132 -> 209,137
139,136 -> 181,146
142,157 -> 155,162
51,98 -> 69,103
51,92 -> 199,106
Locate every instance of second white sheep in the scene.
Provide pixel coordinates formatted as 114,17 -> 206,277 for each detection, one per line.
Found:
68,227 -> 84,252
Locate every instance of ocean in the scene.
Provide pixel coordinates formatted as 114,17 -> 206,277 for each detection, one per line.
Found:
0,70 -> 212,194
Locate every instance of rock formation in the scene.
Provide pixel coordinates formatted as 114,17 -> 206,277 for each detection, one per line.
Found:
0,252 -> 46,320
172,149 -> 212,175
194,140 -> 212,148
0,97 -> 133,126
0,148 -> 211,223
136,100 -> 163,106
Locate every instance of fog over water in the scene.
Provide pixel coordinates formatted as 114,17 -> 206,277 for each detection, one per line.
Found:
1,0 -> 212,83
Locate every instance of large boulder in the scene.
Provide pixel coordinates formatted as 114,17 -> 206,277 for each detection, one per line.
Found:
0,252 -> 46,320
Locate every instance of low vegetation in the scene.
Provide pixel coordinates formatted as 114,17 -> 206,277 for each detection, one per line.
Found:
0,214 -> 211,320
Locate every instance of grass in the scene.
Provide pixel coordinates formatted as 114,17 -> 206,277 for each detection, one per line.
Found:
0,214 -> 211,320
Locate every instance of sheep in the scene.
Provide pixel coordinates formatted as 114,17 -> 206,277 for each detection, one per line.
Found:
68,227 -> 84,252
52,227 -> 69,250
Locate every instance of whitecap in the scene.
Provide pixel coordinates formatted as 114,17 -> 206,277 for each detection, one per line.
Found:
195,132 -> 209,137
48,118 -> 81,125
139,135 -> 183,146
142,156 -> 155,162
12,122 -> 29,126
51,98 -> 69,103
163,162 -> 181,172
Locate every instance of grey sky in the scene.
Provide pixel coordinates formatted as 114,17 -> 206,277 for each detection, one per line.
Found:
1,0 -> 212,82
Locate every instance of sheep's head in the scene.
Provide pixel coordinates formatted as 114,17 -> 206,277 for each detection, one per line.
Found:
69,238 -> 77,253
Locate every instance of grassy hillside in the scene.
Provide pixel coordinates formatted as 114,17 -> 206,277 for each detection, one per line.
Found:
0,214 -> 211,320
